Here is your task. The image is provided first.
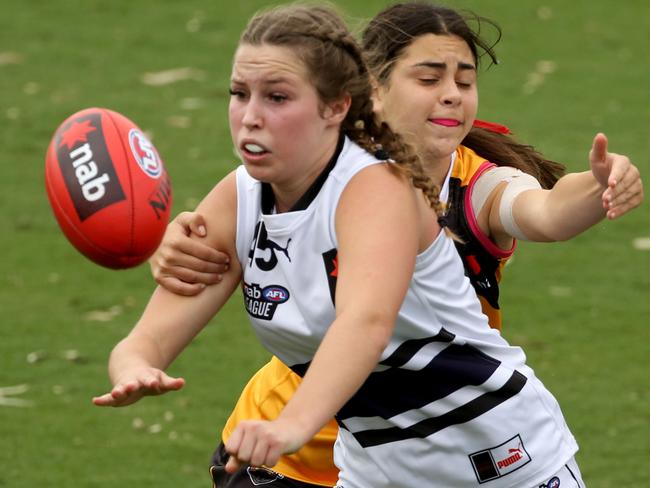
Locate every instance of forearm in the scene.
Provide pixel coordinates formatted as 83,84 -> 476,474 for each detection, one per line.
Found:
545,171 -> 606,240
107,275 -> 240,385
277,313 -> 391,439
514,171 -> 606,241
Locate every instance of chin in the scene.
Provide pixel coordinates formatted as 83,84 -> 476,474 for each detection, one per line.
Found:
246,164 -> 281,185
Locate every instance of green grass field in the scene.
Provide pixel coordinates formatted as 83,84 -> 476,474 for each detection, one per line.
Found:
1,1 -> 648,486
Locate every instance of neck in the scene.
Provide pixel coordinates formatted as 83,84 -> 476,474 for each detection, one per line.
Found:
422,152 -> 454,186
270,132 -> 342,213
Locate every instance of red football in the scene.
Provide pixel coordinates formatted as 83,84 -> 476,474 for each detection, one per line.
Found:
45,107 -> 172,269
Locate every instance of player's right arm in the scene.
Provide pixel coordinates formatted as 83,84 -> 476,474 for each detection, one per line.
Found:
476,133 -> 643,249
93,171 -> 242,407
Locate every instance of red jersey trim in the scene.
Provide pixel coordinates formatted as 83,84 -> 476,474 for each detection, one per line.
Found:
463,161 -> 517,260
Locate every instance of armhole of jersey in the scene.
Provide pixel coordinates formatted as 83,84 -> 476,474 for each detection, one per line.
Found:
464,161 -> 516,259
235,166 -> 255,266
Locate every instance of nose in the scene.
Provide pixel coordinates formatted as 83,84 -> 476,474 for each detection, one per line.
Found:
241,96 -> 263,129
440,78 -> 461,106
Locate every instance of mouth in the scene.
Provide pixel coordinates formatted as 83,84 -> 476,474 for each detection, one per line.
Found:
240,141 -> 270,159
429,118 -> 461,128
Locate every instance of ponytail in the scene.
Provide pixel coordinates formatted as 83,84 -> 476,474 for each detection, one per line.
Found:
463,127 -> 565,189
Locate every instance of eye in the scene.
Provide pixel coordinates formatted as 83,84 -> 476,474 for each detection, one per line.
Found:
268,93 -> 288,103
419,78 -> 439,85
456,80 -> 474,89
229,88 -> 247,100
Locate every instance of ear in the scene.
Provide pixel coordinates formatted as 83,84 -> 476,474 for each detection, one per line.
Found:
323,94 -> 351,126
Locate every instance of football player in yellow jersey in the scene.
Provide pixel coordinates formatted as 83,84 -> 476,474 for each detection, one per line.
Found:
149,3 -> 643,487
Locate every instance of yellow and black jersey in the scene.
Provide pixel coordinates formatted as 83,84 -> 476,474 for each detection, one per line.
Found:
222,356 -> 339,485
445,145 -> 515,330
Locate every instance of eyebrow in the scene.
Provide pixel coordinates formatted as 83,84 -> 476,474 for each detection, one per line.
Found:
231,75 -> 296,86
413,61 -> 476,71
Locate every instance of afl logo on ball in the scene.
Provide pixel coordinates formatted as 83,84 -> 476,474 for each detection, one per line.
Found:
129,129 -> 162,178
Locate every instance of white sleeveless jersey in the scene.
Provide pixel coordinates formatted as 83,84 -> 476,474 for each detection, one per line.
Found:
234,137 -> 577,488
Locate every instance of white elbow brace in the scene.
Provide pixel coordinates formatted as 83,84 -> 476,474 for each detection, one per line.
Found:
472,167 -> 542,241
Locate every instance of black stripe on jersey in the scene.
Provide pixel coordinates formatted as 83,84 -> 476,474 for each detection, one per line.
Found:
289,361 -> 310,377
352,370 -> 527,447
379,328 -> 455,368
337,341 -> 502,420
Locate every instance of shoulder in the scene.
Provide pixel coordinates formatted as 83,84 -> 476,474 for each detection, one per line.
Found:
341,162 -> 414,206
453,145 -> 492,184
337,162 -> 437,250
336,162 -> 417,231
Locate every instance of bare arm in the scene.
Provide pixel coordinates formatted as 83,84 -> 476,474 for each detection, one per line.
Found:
93,171 -> 242,407
224,164 -> 427,471
485,133 -> 643,245
149,211 -> 231,296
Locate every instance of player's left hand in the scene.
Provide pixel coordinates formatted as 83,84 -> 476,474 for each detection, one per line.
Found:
589,133 -> 644,219
224,419 -> 309,473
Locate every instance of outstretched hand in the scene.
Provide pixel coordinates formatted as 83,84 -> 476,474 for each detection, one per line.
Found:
92,367 -> 185,407
224,419 -> 308,474
149,211 -> 230,296
589,133 -> 644,219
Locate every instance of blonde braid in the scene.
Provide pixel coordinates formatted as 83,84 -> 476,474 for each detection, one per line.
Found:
331,32 -> 446,219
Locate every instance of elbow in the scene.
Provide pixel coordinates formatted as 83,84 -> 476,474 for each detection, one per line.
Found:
363,314 -> 394,357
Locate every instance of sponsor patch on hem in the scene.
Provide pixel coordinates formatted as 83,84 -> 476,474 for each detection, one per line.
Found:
469,433 -> 531,483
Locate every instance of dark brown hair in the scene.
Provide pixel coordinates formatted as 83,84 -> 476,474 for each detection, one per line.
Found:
463,128 -> 564,189
239,4 -> 445,215
362,1 -> 565,188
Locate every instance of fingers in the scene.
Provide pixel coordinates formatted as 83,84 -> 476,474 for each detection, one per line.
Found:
588,133 -> 613,189
156,260 -> 223,284
150,212 -> 231,294
225,422 -> 281,474
92,370 -> 184,407
604,178 -> 644,219
604,152 -> 632,190
601,161 -> 643,219
589,132 -> 608,165
92,382 -> 142,407
177,240 -> 230,269
156,276 -> 207,297
225,454 -> 243,474
152,241 -> 229,290
92,392 -> 120,407
163,247 -> 228,276
159,373 -> 185,392
225,425 -> 245,473
175,211 -> 208,237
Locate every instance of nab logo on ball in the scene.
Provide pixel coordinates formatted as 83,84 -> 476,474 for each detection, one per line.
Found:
45,107 -> 173,269
56,113 -> 125,221
129,129 -> 162,178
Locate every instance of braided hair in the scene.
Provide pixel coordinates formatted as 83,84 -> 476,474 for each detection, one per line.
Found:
239,4 -> 445,217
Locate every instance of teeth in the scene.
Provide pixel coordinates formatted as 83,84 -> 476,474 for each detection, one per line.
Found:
244,143 -> 265,154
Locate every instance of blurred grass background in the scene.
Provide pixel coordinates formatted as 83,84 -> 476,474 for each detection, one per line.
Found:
0,0 -> 648,486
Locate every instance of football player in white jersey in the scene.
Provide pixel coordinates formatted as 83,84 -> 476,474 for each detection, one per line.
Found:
93,3 -> 642,487
147,3 -> 641,487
